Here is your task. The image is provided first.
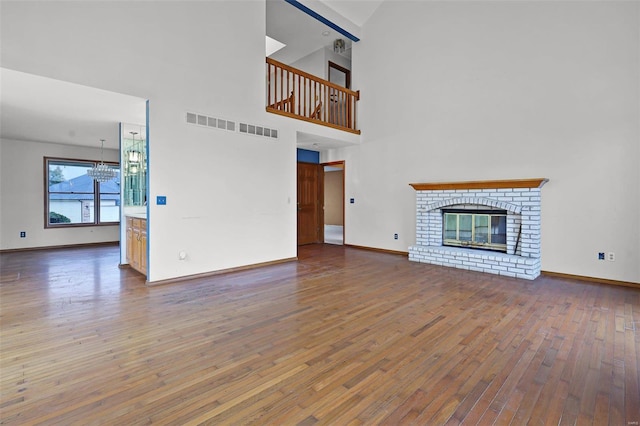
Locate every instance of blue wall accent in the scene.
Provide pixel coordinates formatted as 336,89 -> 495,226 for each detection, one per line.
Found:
297,148 -> 320,164
118,121 -> 123,266
284,0 -> 360,42
145,99 -> 150,281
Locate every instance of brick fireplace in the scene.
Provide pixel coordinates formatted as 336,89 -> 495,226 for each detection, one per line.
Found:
408,179 -> 548,280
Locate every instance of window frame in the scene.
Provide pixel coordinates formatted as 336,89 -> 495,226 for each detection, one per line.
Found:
44,157 -> 120,229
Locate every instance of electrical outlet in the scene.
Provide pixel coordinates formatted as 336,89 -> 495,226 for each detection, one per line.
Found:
598,252 -> 605,260
350,198 -> 355,204
394,233 -> 398,240
20,231 -> 26,238
607,252 -> 615,261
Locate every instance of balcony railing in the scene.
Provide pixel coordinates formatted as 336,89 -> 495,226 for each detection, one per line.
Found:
266,58 -> 360,134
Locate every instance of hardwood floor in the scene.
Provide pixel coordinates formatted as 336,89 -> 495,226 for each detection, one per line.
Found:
1,244 -> 638,425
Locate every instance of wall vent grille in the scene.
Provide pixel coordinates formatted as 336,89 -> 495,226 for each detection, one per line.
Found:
186,112 -> 236,133
239,122 -> 278,139
186,112 -> 277,139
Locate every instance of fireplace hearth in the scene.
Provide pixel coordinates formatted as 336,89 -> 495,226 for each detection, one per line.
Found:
408,179 -> 548,280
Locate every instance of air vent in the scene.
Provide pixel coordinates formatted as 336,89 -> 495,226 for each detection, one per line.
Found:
186,111 -> 236,134
186,112 -> 277,140
238,122 -> 278,140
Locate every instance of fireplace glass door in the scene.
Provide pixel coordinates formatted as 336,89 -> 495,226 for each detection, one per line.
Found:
443,210 -> 507,252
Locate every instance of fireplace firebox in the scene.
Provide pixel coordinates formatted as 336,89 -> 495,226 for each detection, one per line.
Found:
442,209 -> 507,252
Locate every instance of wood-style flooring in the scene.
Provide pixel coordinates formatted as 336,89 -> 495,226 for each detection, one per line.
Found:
1,244 -> 638,425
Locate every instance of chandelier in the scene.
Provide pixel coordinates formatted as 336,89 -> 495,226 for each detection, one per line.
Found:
87,139 -> 117,182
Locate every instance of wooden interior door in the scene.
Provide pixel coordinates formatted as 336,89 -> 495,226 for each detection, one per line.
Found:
297,162 -> 323,245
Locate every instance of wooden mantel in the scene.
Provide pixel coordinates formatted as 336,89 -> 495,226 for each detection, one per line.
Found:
409,178 -> 548,191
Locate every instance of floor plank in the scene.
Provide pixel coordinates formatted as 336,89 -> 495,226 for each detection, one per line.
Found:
1,244 -> 639,424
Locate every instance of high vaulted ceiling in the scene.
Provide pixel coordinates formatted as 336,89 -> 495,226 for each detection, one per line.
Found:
0,1 -> 383,150
320,0 -> 383,27
266,0 -> 383,64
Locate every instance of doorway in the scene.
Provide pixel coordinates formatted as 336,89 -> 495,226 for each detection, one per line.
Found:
328,61 -> 350,89
323,161 -> 345,245
328,62 -> 351,128
296,159 -> 345,246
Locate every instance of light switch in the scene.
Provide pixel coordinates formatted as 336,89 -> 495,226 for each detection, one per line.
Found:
157,196 -> 167,205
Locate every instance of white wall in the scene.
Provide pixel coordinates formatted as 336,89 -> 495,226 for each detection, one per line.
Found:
0,138 -> 120,249
328,1 -> 639,283
291,47 -> 327,78
291,47 -> 351,81
1,1 -> 297,282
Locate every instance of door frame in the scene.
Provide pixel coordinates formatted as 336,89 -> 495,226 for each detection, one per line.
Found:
328,61 -> 351,89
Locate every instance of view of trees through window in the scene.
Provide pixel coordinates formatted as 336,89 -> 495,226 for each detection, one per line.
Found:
45,158 -> 120,227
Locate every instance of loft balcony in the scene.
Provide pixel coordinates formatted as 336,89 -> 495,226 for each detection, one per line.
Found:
266,58 -> 360,134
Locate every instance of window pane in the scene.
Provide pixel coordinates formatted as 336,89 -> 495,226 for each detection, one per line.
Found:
444,213 -> 458,240
48,161 -> 94,225
99,197 -> 120,222
474,215 -> 489,243
491,215 -> 507,244
48,194 -> 93,224
458,214 -> 472,241
48,163 -> 95,192
98,166 -> 120,223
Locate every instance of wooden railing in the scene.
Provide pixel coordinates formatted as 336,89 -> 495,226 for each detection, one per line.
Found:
266,58 -> 360,134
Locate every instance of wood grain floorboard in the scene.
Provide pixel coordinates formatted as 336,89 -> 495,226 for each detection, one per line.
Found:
1,244 -> 639,425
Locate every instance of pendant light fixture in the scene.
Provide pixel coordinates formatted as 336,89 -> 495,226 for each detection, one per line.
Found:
87,139 -> 117,182
127,132 -> 141,163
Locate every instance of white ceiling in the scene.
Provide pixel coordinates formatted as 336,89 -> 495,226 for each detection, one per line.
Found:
0,68 -> 146,150
266,0 -> 383,66
320,0 -> 383,27
267,0 -> 351,64
0,1 -> 382,152
296,130 -> 360,151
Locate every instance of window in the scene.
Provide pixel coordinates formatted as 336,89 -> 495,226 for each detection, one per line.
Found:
45,157 -> 120,228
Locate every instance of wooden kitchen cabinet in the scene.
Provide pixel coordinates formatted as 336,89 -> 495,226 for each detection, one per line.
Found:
126,216 -> 147,276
